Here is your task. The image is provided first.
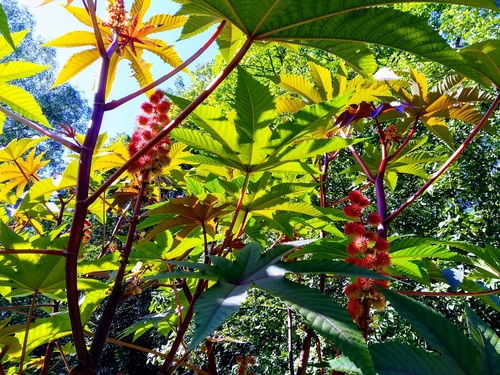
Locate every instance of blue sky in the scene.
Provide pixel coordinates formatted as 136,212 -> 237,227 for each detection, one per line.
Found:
19,0 -> 218,138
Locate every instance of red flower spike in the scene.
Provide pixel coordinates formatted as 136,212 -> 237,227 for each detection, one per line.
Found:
140,102 -> 154,113
348,190 -> 370,207
347,298 -> 363,319
356,278 -> 372,291
128,90 -> 172,178
345,283 -> 362,299
344,204 -> 363,218
366,231 -> 379,243
374,238 -> 390,252
149,90 -> 164,104
362,253 -> 377,268
367,212 -> 383,227
353,236 -> 369,253
344,222 -> 366,236
347,241 -> 363,256
375,251 -> 391,268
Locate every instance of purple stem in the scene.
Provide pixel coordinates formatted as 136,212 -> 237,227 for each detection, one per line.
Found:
66,39 -> 119,372
374,119 -> 389,238
386,93 -> 500,225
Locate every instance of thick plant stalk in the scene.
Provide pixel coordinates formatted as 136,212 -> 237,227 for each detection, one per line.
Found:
65,39 -> 119,373
89,174 -> 149,366
374,119 -> 389,238
386,93 -> 500,225
295,329 -> 313,375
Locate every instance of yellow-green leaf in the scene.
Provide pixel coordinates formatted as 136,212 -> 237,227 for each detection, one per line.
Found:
309,61 -> 333,101
0,30 -> 28,60
276,96 -> 306,114
0,62 -> 49,82
144,14 -> 188,33
275,75 -> 322,103
51,48 -> 100,88
0,83 -> 50,127
42,30 -> 98,48
123,49 -> 154,96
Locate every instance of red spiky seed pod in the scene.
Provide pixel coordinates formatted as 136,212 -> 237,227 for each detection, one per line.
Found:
374,238 -> 390,252
344,204 -> 363,218
367,212 -> 383,227
375,251 -> 391,268
344,222 -> 366,236
348,190 -> 370,207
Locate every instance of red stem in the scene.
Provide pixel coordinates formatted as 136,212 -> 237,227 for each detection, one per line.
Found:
348,144 -> 375,182
158,279 -> 208,374
374,118 -> 389,238
386,93 -> 500,225
295,329 -> 313,375
66,39 -> 119,372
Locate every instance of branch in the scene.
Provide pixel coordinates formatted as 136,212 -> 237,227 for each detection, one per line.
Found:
387,116 -> 419,162
386,93 -> 500,225
86,36 -> 255,206
90,176 -> 148,366
105,21 -> 227,111
84,0 -> 106,57
0,106 -> 81,153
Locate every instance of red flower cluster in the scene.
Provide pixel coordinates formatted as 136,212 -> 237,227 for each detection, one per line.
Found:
82,219 -> 92,247
235,354 -> 256,375
128,90 -> 172,180
343,191 -> 391,323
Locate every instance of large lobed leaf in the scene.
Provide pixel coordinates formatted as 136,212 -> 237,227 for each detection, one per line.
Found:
257,277 -> 375,375
179,0 -> 498,83
380,288 -> 483,374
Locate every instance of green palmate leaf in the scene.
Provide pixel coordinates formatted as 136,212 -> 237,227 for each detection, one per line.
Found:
217,22 -> 244,62
0,251 -> 66,292
380,288 -> 483,374
370,342 -> 452,374
289,238 -> 348,260
233,66 -> 276,143
467,306 -> 500,374
189,282 -> 248,350
257,278 -> 375,375
279,260 -> 392,280
0,6 -> 14,51
423,118 -> 455,149
181,0 -> 498,81
460,40 -> 500,88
